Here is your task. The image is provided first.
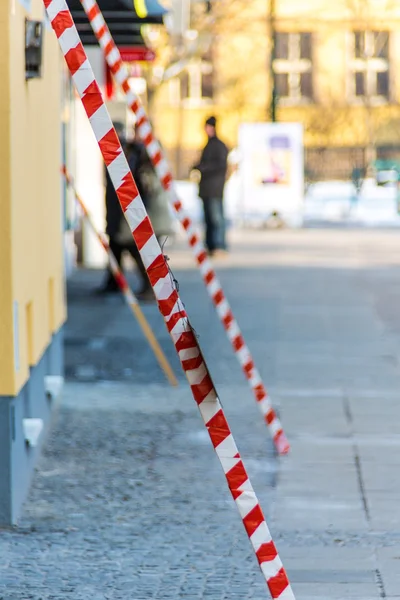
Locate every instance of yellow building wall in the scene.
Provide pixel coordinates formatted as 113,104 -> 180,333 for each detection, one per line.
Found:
0,1 -> 13,395
0,0 -> 66,396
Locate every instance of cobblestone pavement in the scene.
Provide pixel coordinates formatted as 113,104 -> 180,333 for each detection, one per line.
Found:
2,229 -> 400,599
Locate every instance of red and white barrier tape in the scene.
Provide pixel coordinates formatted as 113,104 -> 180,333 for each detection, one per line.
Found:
79,0 -> 289,455
43,2 -> 295,597
62,165 -> 178,387
62,167 -> 136,304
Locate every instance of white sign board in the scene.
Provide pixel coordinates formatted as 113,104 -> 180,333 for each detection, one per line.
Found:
238,123 -> 304,227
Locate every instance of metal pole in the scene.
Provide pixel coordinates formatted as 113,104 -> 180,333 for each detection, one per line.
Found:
269,0 -> 277,122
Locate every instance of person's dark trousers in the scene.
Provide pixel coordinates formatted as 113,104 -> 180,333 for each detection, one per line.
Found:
104,238 -> 151,292
202,197 -> 227,252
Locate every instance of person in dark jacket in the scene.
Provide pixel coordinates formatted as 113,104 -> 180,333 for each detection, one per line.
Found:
98,123 -> 154,301
193,116 -> 228,256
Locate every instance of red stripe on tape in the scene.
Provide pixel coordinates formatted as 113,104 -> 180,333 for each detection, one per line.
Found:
131,99 -> 140,113
82,80 -> 103,118
51,10 -> 73,37
98,24 -> 107,38
265,410 -> 275,425
65,43 -> 87,76
213,289 -> 224,305
113,271 -> 127,291
87,4 -> 100,20
98,129 -> 121,166
243,360 -> 255,376
166,310 -> 187,333
204,271 -> 214,285
110,58 -> 122,76
143,132 -> 153,146
153,151 -> 162,166
233,335 -> 244,352
191,374 -> 214,405
197,250 -> 207,264
146,253 -> 169,287
175,331 -> 197,352
173,200 -> 182,211
118,175 -> 139,211
134,216 -> 155,250
226,460 -> 248,498
256,541 -> 278,564
158,290 -> 179,318
207,410 -> 230,448
182,354 -> 203,372
243,504 -> 264,538
162,173 -> 172,188
269,568 -> 290,599
222,310 -> 234,329
254,384 -> 266,402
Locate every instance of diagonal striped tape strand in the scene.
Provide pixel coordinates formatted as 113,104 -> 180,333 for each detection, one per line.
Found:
43,1 -> 295,597
62,166 -> 178,387
79,0 -> 289,455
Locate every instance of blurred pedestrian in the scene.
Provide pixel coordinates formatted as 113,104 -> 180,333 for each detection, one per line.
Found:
97,122 -> 154,301
193,116 -> 228,256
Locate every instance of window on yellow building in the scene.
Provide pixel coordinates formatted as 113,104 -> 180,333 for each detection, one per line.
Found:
274,32 -> 313,104
349,31 -> 390,102
168,56 -> 214,106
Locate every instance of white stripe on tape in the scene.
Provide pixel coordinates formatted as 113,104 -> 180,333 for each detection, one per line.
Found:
59,26 -> 81,55
215,298 -> 230,319
73,60 -> 95,96
215,434 -> 238,458
186,363 -> 208,386
147,140 -> 160,159
91,14 -> 104,34
220,456 -> 241,474
46,0 -> 66,22
114,66 -> 129,86
274,585 -> 295,600
107,46 -> 120,67
90,105 -> 112,142
141,235 -> 164,270
124,199 -> 147,232
198,398 -> 221,423
260,556 -> 284,581
107,152 -> 129,189
179,347 -> 200,361
250,521 -> 271,552
235,490 -> 259,519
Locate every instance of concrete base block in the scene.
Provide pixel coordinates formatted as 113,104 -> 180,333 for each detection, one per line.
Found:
0,327 -> 64,526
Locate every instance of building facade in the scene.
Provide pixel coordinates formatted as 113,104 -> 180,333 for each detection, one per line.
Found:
0,0 -> 66,524
152,0 -> 400,181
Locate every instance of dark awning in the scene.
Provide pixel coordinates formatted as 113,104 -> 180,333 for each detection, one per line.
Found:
66,0 -> 167,47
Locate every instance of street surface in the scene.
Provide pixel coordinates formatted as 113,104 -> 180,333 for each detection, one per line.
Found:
1,228 -> 400,599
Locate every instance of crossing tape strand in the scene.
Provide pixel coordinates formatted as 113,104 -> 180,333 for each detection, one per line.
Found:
43,1 -> 296,597
79,0 -> 290,456
62,166 -> 178,387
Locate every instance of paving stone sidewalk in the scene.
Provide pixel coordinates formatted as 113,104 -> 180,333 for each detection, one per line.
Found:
1,229 -> 400,599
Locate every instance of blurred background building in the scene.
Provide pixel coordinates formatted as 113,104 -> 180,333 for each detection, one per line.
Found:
150,0 -> 400,182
